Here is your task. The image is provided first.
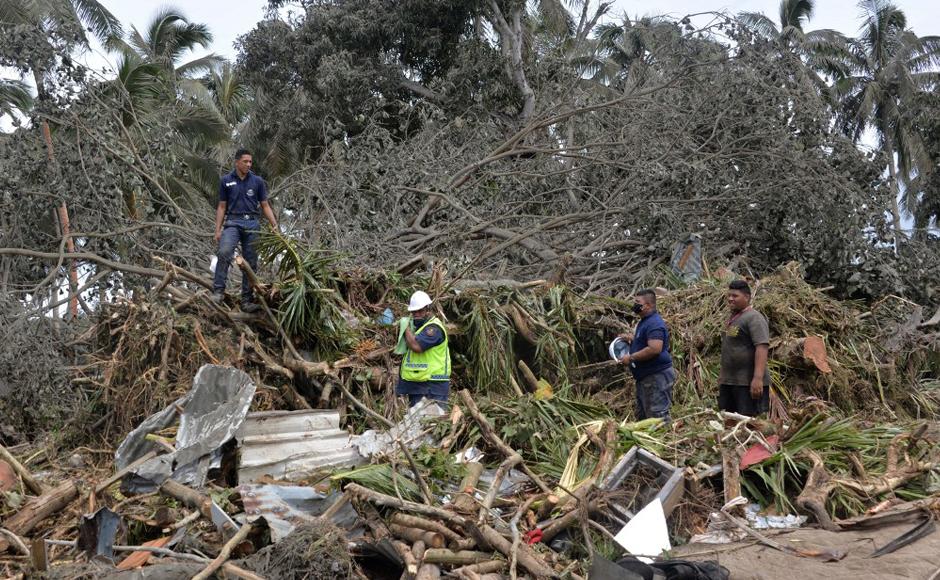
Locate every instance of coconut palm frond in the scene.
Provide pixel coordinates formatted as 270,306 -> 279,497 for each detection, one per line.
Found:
0,79 -> 34,115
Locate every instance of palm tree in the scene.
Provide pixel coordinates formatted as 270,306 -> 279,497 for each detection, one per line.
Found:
835,0 -> 940,245
739,0 -> 850,92
0,0 -> 122,99
109,7 -> 223,87
0,79 -> 33,118
582,15 -> 681,89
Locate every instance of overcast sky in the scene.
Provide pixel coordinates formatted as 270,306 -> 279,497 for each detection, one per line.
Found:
82,0 -> 939,73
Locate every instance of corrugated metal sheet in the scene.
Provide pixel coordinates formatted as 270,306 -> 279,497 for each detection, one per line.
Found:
236,409 -> 362,483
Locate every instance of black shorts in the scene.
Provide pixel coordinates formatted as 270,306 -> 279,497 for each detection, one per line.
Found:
718,384 -> 769,416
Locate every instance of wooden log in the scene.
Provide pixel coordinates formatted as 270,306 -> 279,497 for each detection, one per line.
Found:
540,499 -> 601,544
423,549 -> 495,566
412,540 -> 426,566
390,513 -> 463,545
95,450 -> 157,495
474,524 -> 556,579
191,523 -> 253,580
0,444 -> 45,495
30,538 -> 47,572
536,494 -> 560,520
394,540 -> 418,578
415,563 -> 441,580
721,448 -> 741,507
345,483 -> 467,528
517,360 -> 540,393
452,560 -> 507,576
506,304 -> 537,345
0,480 -> 78,552
159,479 -> 213,521
453,462 -> 484,513
389,524 -> 445,549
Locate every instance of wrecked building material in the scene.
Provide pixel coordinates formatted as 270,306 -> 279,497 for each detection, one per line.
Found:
236,409 -> 361,483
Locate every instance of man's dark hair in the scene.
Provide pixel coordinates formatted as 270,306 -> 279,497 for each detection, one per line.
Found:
234,148 -> 252,160
729,280 -> 751,295
636,288 -> 657,306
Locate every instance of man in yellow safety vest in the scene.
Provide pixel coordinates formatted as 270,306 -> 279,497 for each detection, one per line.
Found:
395,291 -> 451,407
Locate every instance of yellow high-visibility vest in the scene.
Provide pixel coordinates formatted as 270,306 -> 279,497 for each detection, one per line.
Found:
400,317 -> 450,382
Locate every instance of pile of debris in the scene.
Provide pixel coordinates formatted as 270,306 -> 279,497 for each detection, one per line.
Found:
0,257 -> 938,578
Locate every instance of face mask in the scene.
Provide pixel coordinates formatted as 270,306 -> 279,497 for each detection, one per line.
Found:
632,303 -> 643,314
413,317 -> 427,328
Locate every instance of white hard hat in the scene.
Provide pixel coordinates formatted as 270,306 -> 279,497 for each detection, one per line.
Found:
407,290 -> 433,312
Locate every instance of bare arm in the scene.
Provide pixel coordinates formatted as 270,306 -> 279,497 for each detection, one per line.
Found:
750,343 -> 769,398
404,327 -> 424,353
214,202 -> 227,242
260,200 -> 278,230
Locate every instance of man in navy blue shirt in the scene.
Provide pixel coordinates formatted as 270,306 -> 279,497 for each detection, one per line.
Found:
619,289 -> 676,421
211,149 -> 279,312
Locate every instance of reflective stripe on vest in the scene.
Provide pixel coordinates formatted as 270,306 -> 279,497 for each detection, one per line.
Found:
400,317 -> 451,382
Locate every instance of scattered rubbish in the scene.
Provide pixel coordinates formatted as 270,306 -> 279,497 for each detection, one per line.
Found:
670,233 -> 703,282
237,409 -> 361,483
745,502 -> 807,529
115,364 -> 256,492
602,447 -> 685,520
613,498 -> 671,563
239,484 -> 358,542
353,399 -> 446,458
378,307 -> 395,325
76,507 -> 123,558
739,435 -> 780,470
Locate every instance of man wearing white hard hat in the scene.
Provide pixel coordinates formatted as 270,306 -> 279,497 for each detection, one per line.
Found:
395,290 -> 451,407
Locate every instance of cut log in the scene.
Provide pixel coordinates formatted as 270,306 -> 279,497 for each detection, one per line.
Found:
721,448 -> 741,507
345,483 -> 468,528
393,540 -> 418,578
30,538 -> 48,572
0,480 -> 78,552
453,462 -> 484,513
0,444 -> 45,495
423,549 -> 495,566
389,524 -> 445,549
391,513 -> 463,545
159,479 -> 212,519
415,563 -> 441,580
451,560 -> 507,576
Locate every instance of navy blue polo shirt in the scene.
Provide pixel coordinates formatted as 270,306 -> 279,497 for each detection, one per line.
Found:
629,311 -> 673,380
219,170 -> 267,216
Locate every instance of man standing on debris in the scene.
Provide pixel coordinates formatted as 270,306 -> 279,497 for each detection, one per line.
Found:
212,149 -> 278,313
396,291 -> 451,407
718,280 -> 771,416
619,289 -> 676,421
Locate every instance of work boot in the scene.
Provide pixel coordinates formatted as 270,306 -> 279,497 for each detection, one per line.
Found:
242,302 -> 261,314
210,291 -> 224,304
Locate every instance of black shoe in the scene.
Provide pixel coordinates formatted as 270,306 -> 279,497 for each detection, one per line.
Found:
241,302 -> 261,314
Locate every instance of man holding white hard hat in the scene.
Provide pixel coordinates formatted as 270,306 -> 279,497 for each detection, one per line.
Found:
395,290 -> 451,407
616,289 -> 675,422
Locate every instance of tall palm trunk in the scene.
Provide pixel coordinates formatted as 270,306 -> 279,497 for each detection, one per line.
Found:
883,130 -> 905,251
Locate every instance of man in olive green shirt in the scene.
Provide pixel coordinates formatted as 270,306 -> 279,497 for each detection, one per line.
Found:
718,280 -> 771,416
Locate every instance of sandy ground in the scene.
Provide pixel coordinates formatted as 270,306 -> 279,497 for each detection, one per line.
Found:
674,521 -> 940,580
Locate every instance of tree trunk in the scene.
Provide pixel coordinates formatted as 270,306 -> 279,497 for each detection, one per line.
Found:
884,132 -> 904,251
0,480 -> 78,552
